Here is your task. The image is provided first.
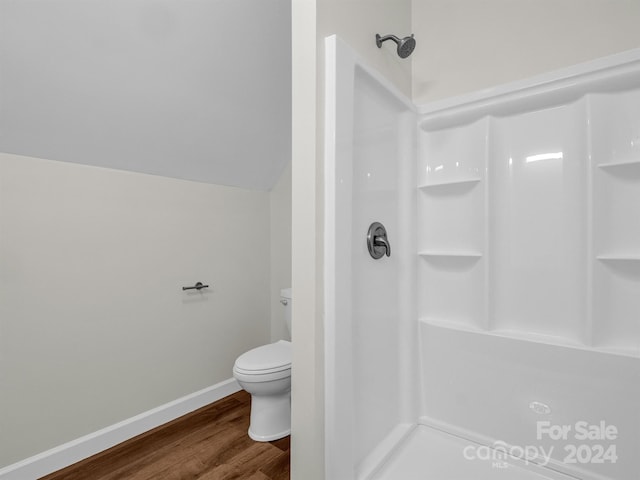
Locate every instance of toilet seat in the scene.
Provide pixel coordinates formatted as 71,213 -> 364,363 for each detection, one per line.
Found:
233,340 -> 291,376
233,366 -> 291,384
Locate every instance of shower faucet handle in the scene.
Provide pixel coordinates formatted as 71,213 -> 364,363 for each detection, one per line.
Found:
374,235 -> 391,257
367,222 -> 391,259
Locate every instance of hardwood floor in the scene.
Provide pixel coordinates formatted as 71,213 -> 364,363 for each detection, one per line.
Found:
40,391 -> 289,480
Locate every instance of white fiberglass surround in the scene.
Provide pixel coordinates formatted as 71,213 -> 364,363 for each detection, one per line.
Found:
325,35 -> 639,480
324,35 -> 418,480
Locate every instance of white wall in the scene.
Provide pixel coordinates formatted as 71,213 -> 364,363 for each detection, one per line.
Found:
0,153 -> 271,468
290,1 -> 321,478
290,1 -> 412,478
412,0 -> 640,103
270,161 -> 292,341
317,1 -> 413,98
0,0 -> 290,191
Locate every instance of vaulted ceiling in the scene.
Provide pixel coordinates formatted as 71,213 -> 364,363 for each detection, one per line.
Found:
0,0 -> 291,190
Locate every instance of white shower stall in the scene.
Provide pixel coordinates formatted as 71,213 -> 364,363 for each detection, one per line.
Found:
324,36 -> 639,480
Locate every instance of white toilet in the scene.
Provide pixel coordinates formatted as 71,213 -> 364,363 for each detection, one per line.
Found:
233,288 -> 292,441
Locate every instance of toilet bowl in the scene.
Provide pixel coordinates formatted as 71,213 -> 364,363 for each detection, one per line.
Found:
233,288 -> 292,441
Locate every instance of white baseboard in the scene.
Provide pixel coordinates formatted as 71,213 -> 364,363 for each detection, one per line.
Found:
0,378 -> 241,480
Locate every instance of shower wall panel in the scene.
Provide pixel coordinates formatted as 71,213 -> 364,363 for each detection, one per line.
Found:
324,36 -> 417,480
417,53 -> 640,480
590,90 -> 640,352
420,322 -> 639,480
351,66 -> 402,464
489,102 -> 587,341
417,118 -> 488,331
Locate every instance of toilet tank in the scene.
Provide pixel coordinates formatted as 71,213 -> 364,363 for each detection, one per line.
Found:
280,288 -> 292,336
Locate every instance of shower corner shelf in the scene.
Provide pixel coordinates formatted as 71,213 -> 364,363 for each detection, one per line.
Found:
596,159 -> 640,169
418,177 -> 482,189
419,250 -> 483,258
419,316 -> 486,333
596,254 -> 640,262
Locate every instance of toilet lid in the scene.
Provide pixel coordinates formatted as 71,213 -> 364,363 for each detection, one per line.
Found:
234,340 -> 291,374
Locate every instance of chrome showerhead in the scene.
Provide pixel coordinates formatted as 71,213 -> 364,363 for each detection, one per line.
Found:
376,33 -> 415,59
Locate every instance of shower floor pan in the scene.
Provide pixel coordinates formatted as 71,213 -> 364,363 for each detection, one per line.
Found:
369,425 -> 573,480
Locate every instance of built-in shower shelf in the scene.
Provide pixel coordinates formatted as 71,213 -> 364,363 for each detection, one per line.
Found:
418,177 -> 481,189
419,317 -> 486,333
419,250 -> 482,258
597,159 -> 640,169
596,255 -> 640,261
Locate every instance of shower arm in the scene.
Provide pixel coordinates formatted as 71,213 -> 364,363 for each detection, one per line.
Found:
375,34 -> 401,48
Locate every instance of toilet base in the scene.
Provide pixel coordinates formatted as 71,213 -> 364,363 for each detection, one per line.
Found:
247,391 -> 291,442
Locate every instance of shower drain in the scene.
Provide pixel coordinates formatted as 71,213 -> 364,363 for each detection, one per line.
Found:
529,401 -> 552,415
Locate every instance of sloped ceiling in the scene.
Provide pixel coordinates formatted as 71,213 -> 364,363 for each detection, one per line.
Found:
0,0 -> 291,191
